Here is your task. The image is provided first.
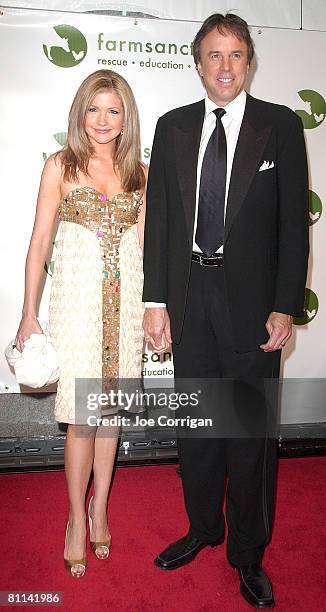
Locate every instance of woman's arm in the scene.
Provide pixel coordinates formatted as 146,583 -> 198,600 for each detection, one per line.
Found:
15,155 -> 62,351
137,163 -> 148,252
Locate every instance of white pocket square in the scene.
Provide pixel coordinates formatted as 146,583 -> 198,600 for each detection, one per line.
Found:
259,160 -> 274,172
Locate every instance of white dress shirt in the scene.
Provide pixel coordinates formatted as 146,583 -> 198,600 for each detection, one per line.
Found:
146,90 -> 247,307
193,90 -> 246,253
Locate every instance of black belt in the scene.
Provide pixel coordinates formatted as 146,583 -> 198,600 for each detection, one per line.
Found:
191,251 -> 224,267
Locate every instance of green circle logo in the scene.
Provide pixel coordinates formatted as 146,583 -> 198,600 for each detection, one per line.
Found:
43,25 -> 87,67
293,288 -> 319,325
295,90 -> 326,129
309,190 -> 323,225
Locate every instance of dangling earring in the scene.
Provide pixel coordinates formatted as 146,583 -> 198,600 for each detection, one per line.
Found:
120,127 -> 124,136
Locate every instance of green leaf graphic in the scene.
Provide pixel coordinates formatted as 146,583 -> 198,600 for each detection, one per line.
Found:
44,241 -> 58,277
54,132 -> 67,146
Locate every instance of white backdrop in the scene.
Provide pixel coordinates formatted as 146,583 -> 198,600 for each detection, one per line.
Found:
0,7 -> 325,393
0,1 -> 303,28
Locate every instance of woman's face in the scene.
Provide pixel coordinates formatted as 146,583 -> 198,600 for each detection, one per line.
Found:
84,89 -> 124,147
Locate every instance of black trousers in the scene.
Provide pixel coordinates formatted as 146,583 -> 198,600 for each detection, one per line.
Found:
172,260 -> 281,567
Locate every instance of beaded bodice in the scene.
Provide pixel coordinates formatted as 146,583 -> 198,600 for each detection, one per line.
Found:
60,186 -> 142,240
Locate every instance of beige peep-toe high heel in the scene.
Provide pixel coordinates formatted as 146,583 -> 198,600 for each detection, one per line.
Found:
88,496 -> 111,560
64,521 -> 87,578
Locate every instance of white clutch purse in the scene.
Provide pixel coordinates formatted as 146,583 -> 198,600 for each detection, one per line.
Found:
5,325 -> 60,388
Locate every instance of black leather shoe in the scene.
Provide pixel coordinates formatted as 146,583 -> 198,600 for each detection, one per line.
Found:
154,532 -> 222,570
238,564 -> 274,608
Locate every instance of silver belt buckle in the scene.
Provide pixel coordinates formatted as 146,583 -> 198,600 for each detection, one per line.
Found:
205,256 -> 213,266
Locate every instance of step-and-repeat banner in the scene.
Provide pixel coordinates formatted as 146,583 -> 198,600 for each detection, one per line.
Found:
0,0 -> 303,29
0,8 -> 325,393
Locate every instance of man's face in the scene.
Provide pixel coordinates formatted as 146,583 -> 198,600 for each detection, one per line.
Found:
197,28 -> 250,106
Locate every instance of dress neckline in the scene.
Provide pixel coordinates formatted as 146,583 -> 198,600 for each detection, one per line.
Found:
61,186 -> 131,202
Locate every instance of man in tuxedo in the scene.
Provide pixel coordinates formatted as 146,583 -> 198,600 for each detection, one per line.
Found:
143,13 -> 308,608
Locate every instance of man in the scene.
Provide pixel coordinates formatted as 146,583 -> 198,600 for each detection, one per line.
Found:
143,13 -> 308,609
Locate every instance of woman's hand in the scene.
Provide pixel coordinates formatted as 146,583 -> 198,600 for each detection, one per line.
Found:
15,315 -> 43,352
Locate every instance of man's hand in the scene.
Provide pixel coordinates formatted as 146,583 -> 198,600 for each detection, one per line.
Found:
143,307 -> 172,353
260,311 -> 292,352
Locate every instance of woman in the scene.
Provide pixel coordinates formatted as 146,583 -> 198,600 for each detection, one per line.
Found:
15,70 -> 147,577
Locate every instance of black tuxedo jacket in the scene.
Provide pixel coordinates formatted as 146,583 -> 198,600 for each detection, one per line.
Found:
143,94 -> 309,352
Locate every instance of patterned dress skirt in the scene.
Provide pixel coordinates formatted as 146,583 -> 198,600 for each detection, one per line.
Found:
48,187 -> 144,424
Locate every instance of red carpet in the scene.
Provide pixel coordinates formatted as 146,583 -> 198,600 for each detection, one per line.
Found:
1,457 -> 326,611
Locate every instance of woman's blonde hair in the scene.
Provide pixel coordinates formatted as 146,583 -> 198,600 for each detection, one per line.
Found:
59,69 -> 145,192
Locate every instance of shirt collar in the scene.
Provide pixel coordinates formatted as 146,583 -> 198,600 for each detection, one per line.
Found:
205,89 -> 247,121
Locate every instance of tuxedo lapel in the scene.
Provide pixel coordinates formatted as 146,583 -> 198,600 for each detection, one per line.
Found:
224,96 -> 271,243
174,101 -> 204,242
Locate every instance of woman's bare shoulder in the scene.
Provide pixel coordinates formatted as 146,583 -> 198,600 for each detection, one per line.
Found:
41,152 -> 64,185
46,151 -> 64,171
141,162 -> 149,177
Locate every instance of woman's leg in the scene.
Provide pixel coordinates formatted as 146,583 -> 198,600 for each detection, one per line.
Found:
90,424 -> 120,544
64,424 -> 95,563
